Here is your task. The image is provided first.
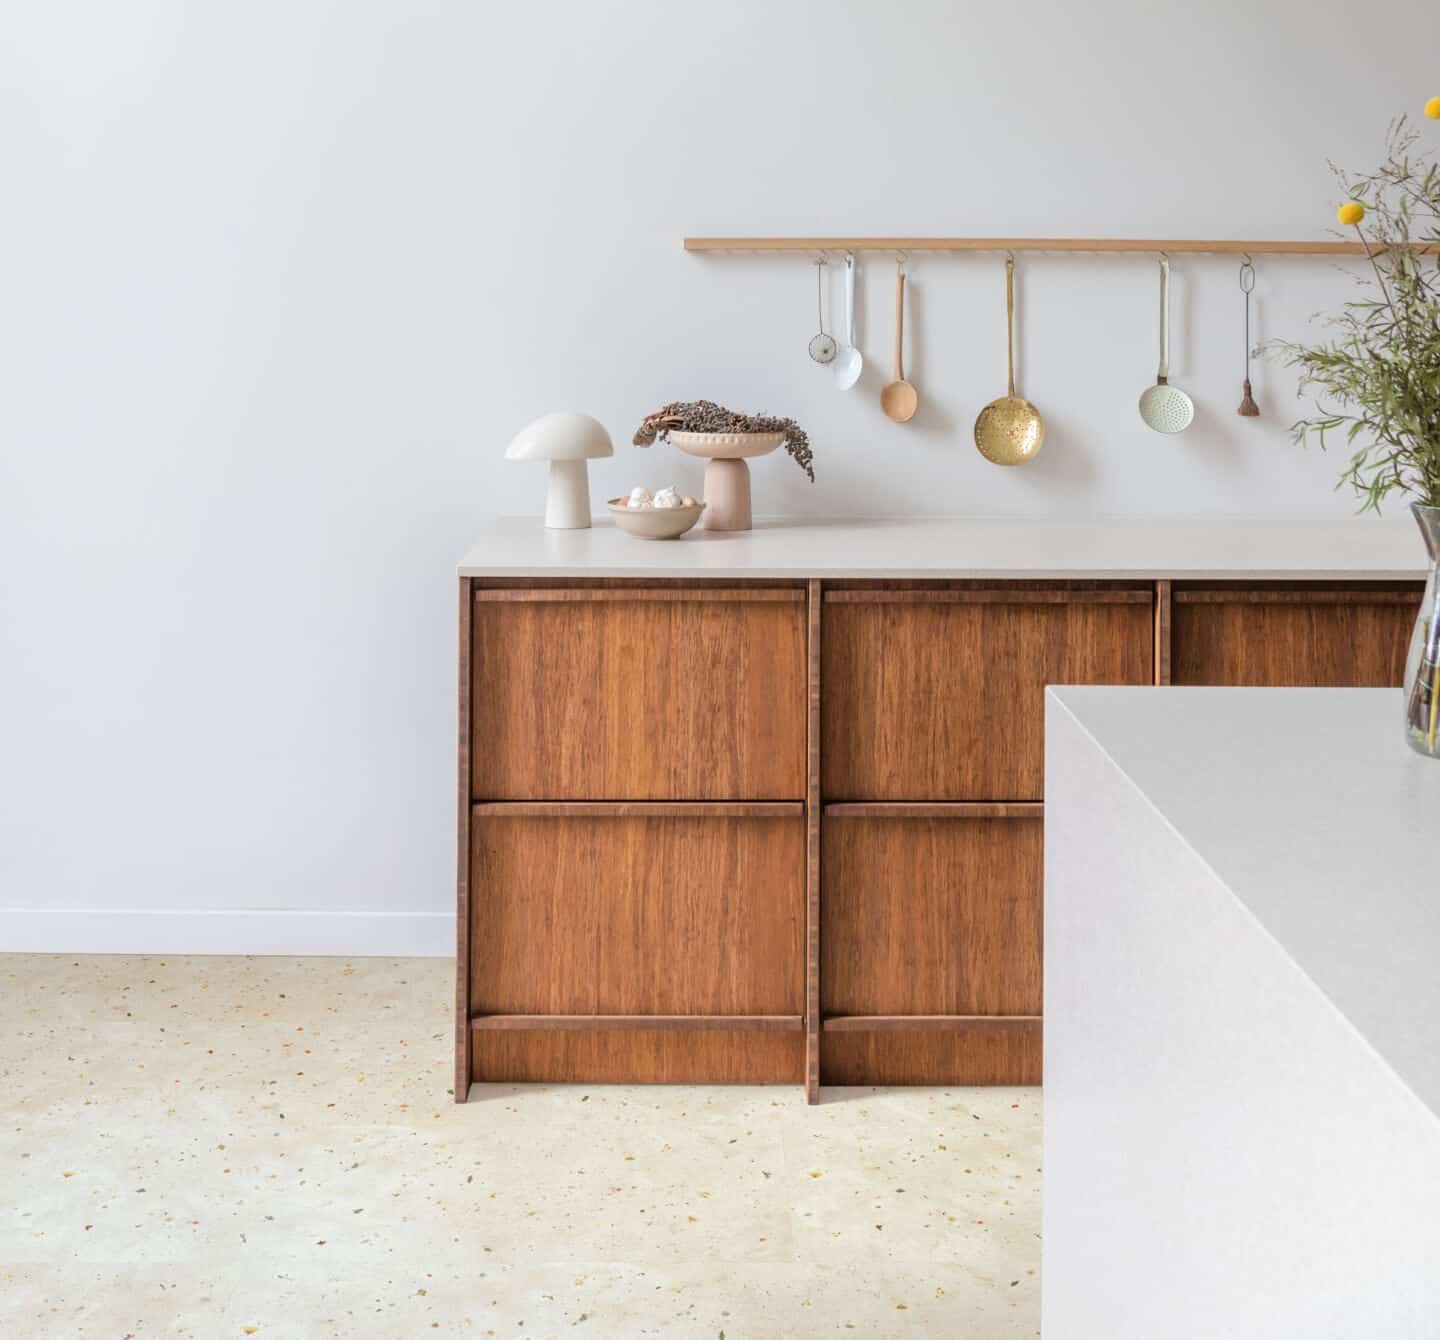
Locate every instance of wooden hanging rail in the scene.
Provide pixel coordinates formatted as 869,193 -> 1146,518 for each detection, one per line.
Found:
683,236 -> 1378,256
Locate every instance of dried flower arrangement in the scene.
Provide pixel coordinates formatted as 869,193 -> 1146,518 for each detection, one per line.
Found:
633,401 -> 815,482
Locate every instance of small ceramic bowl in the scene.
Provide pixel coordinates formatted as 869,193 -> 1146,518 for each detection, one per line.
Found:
607,498 -> 705,540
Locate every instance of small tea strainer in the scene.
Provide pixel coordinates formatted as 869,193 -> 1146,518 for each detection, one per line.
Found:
808,255 -> 837,364
1138,255 -> 1194,434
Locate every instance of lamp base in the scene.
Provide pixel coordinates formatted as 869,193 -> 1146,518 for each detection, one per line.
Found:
544,459 -> 592,529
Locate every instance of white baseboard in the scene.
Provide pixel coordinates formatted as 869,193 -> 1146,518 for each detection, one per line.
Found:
0,908 -> 453,957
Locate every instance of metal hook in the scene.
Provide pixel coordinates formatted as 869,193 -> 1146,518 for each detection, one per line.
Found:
1239,257 -> 1256,293
895,250 -> 908,272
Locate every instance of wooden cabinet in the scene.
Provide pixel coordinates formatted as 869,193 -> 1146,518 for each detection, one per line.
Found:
467,807 -> 806,1084
822,588 -> 1154,800
820,809 -> 1042,1085
815,586 -> 1148,1090
821,811 -> 1042,1017
459,583 -> 810,1098
471,587 -> 806,800
1171,584 -> 1419,687
457,573 -> 1424,1103
469,809 -> 804,1018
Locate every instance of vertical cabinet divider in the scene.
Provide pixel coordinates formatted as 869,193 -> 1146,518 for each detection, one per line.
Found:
1155,579 -> 1173,685
806,579 -> 822,1105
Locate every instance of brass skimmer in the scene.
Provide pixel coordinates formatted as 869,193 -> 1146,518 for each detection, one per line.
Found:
974,254 -> 1044,466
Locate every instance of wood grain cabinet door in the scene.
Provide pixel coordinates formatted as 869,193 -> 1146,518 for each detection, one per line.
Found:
471,589 -> 807,800
468,812 -> 805,1083
1171,584 -> 1422,686
820,813 -> 1042,1085
822,588 -> 1153,801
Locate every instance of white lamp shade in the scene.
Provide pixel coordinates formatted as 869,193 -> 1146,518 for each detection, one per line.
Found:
505,412 -> 613,462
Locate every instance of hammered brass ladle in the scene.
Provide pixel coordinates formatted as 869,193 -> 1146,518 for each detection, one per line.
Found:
974,255 -> 1044,465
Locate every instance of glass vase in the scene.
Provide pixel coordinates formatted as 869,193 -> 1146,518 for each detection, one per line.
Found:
1403,502 -> 1440,759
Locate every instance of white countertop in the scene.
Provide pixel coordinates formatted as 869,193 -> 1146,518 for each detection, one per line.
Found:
458,516 -> 1425,580
1049,685 -> 1440,1117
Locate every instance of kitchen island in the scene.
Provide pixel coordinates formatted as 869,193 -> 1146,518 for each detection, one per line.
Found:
457,517 -> 1425,1104
1044,686 -> 1440,1337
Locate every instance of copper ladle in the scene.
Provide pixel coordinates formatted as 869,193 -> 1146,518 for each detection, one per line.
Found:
880,257 -> 918,422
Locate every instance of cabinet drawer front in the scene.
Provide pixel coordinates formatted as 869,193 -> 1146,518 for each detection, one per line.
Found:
820,1029 -> 1040,1087
1172,585 -> 1421,687
821,814 -> 1043,1019
469,814 -> 804,1017
472,1029 -> 803,1085
471,590 -> 806,800
822,590 -> 1153,800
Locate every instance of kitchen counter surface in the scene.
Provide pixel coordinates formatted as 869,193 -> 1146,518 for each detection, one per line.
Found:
1050,685 -> 1439,1116
458,515 -> 1425,580
1043,686 -> 1440,1335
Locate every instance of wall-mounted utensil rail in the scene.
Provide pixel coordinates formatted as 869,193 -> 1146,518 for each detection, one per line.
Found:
683,236 -> 1422,256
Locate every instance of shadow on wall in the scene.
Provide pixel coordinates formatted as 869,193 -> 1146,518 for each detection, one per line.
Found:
902,283 -> 966,437
1008,409 -> 1100,490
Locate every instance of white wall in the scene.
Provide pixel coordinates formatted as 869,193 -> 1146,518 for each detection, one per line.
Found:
2,0 -> 1432,952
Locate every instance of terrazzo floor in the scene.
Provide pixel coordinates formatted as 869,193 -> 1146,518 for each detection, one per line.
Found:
3,955 -> 1041,1338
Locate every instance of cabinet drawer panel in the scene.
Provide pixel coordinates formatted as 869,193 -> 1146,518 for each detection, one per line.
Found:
469,814 -> 804,1017
821,815 -> 1043,1018
471,590 -> 806,800
473,1029 -> 803,1085
821,1028 -> 1040,1087
822,590 -> 1152,800
1172,584 -> 1421,687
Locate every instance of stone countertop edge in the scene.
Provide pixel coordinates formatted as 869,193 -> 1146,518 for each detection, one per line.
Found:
457,516 -> 1428,581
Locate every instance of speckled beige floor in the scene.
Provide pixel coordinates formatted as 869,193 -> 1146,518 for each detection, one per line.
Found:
2,956 -> 1040,1338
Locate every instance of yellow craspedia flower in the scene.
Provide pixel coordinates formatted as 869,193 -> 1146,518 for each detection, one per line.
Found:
1426,96 -> 1440,119
1337,201 -> 1366,225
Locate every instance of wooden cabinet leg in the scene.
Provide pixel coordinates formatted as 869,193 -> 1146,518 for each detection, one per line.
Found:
456,575 -> 473,1103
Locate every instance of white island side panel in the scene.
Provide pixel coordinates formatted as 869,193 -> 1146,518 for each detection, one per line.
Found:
1043,699 -> 1440,1338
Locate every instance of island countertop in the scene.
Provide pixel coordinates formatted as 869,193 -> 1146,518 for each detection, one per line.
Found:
1049,685 -> 1440,1118
1044,686 -> 1440,1336
458,515 -> 1426,580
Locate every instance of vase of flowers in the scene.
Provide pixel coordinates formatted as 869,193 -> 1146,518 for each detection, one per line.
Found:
1273,99 -> 1440,757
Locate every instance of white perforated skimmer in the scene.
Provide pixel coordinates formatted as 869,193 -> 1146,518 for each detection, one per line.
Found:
1138,256 -> 1194,434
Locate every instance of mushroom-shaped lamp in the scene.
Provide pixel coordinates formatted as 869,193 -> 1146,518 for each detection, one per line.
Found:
505,412 -> 613,529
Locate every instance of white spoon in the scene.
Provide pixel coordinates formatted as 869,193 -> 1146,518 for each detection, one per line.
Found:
833,253 -> 863,389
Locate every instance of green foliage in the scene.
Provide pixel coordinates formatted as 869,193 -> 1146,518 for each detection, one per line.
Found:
1270,119 -> 1440,511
